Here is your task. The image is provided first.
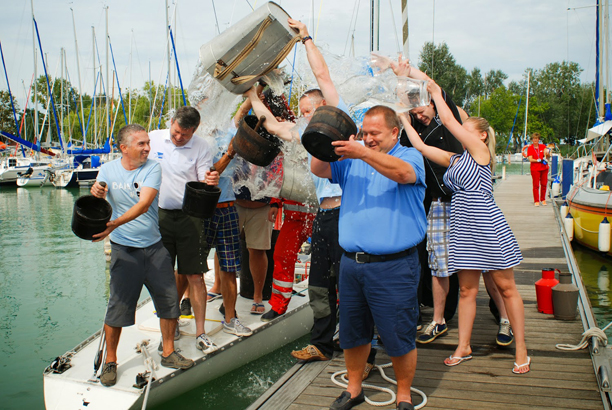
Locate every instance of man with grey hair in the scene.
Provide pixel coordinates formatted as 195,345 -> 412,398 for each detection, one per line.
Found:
149,106 -> 221,354
91,124 -> 194,388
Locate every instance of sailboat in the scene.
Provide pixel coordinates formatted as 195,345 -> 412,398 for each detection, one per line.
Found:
567,0 -> 612,255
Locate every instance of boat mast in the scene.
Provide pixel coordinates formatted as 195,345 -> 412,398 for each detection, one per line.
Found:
523,70 -> 530,141
71,8 -> 86,149
106,6 -> 110,144
60,47 -> 64,143
93,26 -> 97,147
166,0 -> 173,112
370,0 -> 380,52
599,0 -> 605,120
401,0 -> 409,58
31,0 -> 38,152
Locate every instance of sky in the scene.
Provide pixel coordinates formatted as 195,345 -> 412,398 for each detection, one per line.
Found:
0,0 -> 603,110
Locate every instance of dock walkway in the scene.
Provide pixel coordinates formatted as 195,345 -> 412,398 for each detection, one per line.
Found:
248,174 -> 603,410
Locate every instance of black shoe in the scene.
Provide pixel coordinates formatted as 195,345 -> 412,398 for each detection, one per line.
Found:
330,390 -> 365,410
261,309 -> 282,322
397,401 -> 414,410
180,298 -> 192,316
219,303 -> 225,317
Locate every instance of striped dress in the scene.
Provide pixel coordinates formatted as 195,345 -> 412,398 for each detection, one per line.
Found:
443,151 -> 522,273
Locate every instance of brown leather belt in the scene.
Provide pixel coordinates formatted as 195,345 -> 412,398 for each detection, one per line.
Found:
216,201 -> 234,208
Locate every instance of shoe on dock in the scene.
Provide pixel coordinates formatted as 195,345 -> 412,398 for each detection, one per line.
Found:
161,351 -> 194,370
496,318 -> 514,346
261,309 -> 282,322
329,389 -> 365,410
416,321 -> 447,344
291,344 -> 330,362
196,333 -> 218,354
223,318 -> 253,337
100,362 -> 117,387
180,298 -> 192,316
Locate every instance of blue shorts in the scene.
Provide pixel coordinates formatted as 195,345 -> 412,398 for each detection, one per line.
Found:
338,251 -> 420,357
201,206 -> 241,273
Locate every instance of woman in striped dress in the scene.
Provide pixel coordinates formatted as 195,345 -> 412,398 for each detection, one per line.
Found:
399,79 -> 530,374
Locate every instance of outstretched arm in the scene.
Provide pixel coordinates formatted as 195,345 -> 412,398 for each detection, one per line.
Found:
391,55 -> 429,81
311,156 -> 332,179
243,87 -> 295,141
398,112 -> 453,168
427,80 -> 490,164
288,19 -> 339,107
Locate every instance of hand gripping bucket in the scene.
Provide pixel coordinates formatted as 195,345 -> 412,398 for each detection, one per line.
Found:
233,115 -> 282,167
302,105 -> 357,162
71,195 -> 113,240
198,2 -> 300,94
182,182 -> 222,219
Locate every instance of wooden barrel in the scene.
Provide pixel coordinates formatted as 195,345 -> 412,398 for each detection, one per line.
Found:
302,106 -> 357,162
233,115 -> 282,167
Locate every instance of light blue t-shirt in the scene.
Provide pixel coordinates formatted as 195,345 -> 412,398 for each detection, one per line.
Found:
97,158 -> 162,248
212,125 -> 237,203
330,141 -> 426,254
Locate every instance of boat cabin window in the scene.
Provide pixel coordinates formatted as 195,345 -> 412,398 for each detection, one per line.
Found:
8,158 -> 16,167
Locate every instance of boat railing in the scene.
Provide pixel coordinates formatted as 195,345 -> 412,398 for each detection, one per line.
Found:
553,199 -> 612,408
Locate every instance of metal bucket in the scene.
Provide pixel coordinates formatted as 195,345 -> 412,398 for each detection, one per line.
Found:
302,105 -> 357,162
233,115 -> 282,167
198,2 -> 299,94
279,145 -> 318,207
182,181 -> 221,219
71,195 -> 112,240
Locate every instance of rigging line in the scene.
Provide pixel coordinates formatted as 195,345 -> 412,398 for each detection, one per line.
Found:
168,26 -> 187,106
343,0 -> 360,56
314,0 -> 324,43
244,0 -> 254,11
0,40 -> 23,138
108,37 -> 128,125
211,0 -> 221,35
387,0 -> 401,54
229,0 -> 238,27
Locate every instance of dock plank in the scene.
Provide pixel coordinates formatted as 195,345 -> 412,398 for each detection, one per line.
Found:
249,174 -> 604,410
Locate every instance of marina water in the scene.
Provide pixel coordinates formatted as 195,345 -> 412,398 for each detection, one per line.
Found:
0,185 -> 305,410
1,168 -> 611,409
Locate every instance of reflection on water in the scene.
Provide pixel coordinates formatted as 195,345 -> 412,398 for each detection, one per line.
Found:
573,244 -> 612,335
0,186 -> 305,410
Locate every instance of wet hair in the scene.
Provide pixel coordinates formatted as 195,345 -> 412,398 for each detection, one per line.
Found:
465,117 -> 497,174
172,106 -> 201,130
117,124 -> 146,147
364,105 -> 401,132
263,89 -> 297,122
299,89 -> 324,105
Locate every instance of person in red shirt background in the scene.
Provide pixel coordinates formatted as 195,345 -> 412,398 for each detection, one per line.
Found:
525,133 -> 551,206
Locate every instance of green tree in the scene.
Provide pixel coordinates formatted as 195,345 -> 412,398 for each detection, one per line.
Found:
418,42 -> 468,106
0,90 -> 20,139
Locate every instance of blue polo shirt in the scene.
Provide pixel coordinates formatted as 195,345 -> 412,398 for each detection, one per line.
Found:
330,141 -> 426,254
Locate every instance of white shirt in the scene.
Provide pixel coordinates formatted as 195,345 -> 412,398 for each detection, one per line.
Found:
149,129 -> 214,209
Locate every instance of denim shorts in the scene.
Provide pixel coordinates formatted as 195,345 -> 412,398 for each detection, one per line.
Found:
338,251 -> 420,357
106,240 -> 180,327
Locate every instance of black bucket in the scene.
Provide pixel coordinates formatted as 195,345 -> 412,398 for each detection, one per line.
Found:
302,105 -> 357,162
182,181 -> 221,219
72,195 -> 113,240
233,115 -> 282,167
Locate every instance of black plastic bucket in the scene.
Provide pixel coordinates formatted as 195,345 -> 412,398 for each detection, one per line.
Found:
182,181 -> 221,219
72,195 -> 113,240
233,115 -> 282,166
302,105 -> 357,162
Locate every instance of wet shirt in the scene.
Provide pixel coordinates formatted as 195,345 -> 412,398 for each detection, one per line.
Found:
212,124 -> 238,203
400,89 -> 463,200
97,158 -> 162,248
149,129 -> 213,210
330,141 -> 427,254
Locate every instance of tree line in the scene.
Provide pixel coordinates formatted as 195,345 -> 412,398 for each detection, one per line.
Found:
0,42 -> 597,156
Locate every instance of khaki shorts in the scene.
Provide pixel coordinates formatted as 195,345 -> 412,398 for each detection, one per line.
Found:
235,203 -> 273,250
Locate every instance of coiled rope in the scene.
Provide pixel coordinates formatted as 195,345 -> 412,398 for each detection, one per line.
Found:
331,362 -> 428,408
556,320 -> 612,350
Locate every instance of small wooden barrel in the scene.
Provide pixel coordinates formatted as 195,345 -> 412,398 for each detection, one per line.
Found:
233,115 -> 282,167
302,106 -> 357,162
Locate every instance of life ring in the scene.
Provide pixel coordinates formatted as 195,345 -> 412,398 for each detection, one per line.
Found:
521,145 -> 529,158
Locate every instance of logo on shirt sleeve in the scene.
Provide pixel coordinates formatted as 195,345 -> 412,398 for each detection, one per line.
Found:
155,152 -> 164,160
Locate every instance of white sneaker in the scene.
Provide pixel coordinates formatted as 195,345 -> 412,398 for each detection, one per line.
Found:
223,318 -> 253,337
196,333 -> 218,354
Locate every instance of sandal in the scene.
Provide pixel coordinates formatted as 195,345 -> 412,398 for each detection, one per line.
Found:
207,292 -> 222,302
444,355 -> 472,367
250,303 -> 265,315
512,356 -> 531,374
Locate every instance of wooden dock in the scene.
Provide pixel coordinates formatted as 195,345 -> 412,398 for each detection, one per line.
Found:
248,174 -> 605,410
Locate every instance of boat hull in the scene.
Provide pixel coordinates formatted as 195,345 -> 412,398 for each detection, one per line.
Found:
568,184 -> 612,256
43,278 -> 313,409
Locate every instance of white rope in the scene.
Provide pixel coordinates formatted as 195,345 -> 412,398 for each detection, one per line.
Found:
556,321 -> 612,350
572,218 -> 603,234
136,339 -> 158,410
330,362 -> 428,409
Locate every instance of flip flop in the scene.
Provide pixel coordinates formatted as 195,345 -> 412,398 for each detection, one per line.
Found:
512,356 -> 531,374
444,355 -> 473,367
207,292 -> 222,302
251,303 -> 265,315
